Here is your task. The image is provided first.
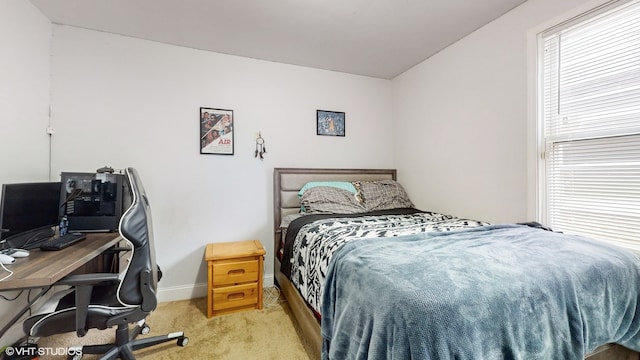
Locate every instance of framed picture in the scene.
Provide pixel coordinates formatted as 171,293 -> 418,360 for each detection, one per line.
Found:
317,110 -> 345,137
200,107 -> 234,155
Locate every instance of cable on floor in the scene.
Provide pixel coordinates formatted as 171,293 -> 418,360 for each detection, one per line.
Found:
263,285 -> 282,308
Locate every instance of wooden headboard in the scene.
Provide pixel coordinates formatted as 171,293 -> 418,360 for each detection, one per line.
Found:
272,168 -> 397,258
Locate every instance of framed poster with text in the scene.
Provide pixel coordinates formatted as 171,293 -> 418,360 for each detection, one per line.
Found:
200,107 -> 234,155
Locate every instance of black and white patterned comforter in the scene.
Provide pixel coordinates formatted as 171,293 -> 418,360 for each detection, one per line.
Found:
281,209 -> 488,315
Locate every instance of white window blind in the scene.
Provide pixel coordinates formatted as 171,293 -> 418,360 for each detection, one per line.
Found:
540,0 -> 640,251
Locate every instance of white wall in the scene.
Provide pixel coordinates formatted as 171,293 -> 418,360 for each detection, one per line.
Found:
392,0 -> 608,224
48,26 -> 394,300
0,0 -> 52,346
0,0 -> 51,184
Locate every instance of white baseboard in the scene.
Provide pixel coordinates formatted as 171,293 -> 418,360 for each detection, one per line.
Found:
156,274 -> 275,302
264,274 -> 274,287
156,283 -> 207,302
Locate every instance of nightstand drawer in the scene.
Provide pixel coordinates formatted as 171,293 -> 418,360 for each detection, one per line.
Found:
212,283 -> 259,311
213,260 -> 260,286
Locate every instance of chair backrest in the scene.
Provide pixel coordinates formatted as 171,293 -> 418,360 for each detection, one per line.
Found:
116,167 -> 158,308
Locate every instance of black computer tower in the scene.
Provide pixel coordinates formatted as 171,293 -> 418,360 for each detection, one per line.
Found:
59,172 -> 130,232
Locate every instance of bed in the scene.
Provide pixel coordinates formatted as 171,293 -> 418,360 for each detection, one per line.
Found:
273,168 -> 640,360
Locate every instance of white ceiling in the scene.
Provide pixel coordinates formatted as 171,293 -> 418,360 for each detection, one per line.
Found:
29,0 -> 527,79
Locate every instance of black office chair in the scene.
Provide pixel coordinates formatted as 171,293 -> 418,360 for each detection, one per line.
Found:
22,167 -> 188,359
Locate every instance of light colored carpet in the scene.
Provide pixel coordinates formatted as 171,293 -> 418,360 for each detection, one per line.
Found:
35,287 -> 315,359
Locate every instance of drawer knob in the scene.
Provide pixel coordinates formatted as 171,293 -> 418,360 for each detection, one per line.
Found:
228,269 -> 246,276
228,292 -> 245,301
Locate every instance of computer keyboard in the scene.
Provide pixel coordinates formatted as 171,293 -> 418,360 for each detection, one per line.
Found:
39,232 -> 87,251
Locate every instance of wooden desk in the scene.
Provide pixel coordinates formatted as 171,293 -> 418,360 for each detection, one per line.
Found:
0,233 -> 123,291
0,233 -> 123,337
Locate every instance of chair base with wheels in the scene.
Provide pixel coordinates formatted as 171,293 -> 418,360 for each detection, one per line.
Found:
74,320 -> 188,360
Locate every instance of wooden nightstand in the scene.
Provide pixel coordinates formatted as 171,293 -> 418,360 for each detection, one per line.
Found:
205,240 -> 266,318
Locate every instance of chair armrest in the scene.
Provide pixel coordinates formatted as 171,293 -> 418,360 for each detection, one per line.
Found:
57,273 -> 120,286
104,246 -> 131,253
57,273 -> 120,337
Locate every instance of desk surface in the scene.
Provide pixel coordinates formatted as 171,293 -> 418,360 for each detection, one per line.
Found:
0,233 -> 122,291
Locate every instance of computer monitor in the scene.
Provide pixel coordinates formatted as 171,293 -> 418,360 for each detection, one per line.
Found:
0,182 -> 62,245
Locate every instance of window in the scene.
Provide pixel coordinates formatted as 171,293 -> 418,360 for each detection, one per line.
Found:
539,0 -> 640,251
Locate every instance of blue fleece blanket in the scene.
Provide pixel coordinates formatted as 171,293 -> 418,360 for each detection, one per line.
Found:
321,225 -> 640,360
